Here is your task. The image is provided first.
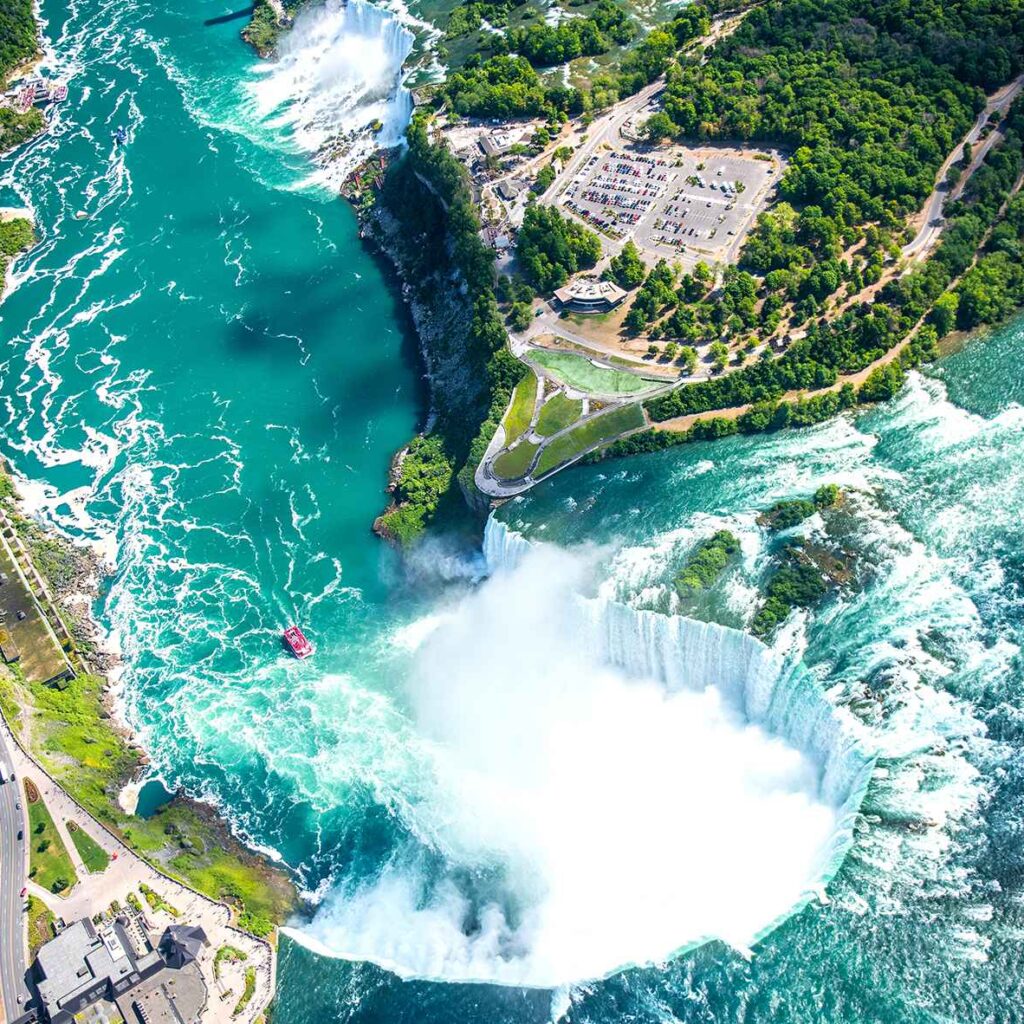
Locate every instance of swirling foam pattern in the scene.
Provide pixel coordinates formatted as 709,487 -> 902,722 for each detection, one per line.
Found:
4,0 -> 1024,1021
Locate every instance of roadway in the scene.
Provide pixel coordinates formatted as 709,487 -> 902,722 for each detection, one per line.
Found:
903,73 -> 1024,261
0,726 -> 30,1024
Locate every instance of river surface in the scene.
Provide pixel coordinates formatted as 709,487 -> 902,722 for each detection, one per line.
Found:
3,1 -> 1024,1022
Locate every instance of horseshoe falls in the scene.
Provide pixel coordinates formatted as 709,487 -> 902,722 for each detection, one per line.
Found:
1,0 -> 1024,1022
291,528 -> 875,987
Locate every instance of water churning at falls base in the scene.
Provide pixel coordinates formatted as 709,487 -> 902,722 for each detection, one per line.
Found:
289,521 -> 876,988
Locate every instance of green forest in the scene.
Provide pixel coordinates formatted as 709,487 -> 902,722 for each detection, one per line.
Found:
0,0 -> 42,153
0,0 -> 36,80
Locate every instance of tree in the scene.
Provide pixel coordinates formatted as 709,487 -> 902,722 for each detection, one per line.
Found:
606,241 -> 646,289
929,291 -> 959,336
508,301 -> 533,331
709,341 -> 729,371
641,111 -> 676,142
677,345 -> 699,373
516,205 -> 601,293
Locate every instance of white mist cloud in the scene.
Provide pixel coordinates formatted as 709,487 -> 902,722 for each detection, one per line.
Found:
291,543 -> 846,987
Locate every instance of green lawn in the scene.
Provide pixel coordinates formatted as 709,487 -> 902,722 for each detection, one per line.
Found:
535,404 -> 645,477
493,441 -> 539,481
25,786 -> 78,894
502,372 -> 538,445
532,350 -> 663,396
535,393 -> 583,437
27,895 -> 55,957
233,967 -> 257,1018
65,820 -> 110,873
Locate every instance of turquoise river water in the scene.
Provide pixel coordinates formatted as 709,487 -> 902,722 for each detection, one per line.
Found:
3,1 -> 1024,1022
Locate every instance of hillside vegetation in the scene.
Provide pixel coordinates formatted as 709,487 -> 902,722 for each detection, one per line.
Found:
0,0 -> 43,153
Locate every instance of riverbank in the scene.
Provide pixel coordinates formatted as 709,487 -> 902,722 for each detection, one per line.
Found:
342,123 -> 522,544
0,469 -> 297,938
0,0 -> 47,154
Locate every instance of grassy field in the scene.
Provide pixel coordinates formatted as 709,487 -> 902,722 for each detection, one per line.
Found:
26,895 -> 54,956
25,784 -> 77,894
535,393 -> 583,437
66,819 -> 110,873
493,441 -> 539,481
532,350 -> 663,396
502,372 -> 538,445
0,667 -> 294,934
535,404 -> 645,477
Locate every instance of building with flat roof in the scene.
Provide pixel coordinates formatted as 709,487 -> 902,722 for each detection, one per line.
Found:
32,918 -> 208,1024
553,279 -> 628,313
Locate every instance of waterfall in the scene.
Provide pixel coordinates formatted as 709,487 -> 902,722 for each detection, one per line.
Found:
484,517 -> 877,905
248,0 -> 415,188
291,520 -> 879,987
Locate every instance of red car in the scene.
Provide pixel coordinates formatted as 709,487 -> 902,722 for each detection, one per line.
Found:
19,887 -> 26,898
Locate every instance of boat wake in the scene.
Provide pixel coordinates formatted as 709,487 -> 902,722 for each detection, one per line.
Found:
286,523 -> 875,988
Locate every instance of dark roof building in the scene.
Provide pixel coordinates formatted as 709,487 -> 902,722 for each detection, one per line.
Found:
31,917 -> 208,1024
159,925 -> 208,969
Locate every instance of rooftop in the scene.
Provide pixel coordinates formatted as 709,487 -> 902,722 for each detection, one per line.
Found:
553,279 -> 628,310
36,919 -> 139,1021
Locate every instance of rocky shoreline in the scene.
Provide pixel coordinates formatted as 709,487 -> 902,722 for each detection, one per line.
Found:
341,153 -> 486,539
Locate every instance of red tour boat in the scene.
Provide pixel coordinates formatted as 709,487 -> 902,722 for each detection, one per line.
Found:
283,624 -> 314,659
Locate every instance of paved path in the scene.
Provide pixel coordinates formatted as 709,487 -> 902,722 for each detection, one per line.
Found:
0,728 -> 29,1024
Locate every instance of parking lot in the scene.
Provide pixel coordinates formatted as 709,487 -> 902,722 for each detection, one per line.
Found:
558,144 -> 781,265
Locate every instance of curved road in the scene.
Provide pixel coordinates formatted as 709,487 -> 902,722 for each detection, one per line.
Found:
903,74 -> 1024,261
0,727 -> 30,1024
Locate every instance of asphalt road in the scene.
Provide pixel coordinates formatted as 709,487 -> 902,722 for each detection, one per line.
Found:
0,728 -> 30,1023
903,74 -> 1024,261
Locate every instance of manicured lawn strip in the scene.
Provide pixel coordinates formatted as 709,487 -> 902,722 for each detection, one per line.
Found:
535,404 -> 645,476
25,785 -> 77,894
535,393 -> 583,437
502,372 -> 538,445
233,967 -> 257,1018
65,820 -> 110,873
26,895 -> 55,957
493,441 -> 539,480
532,349 -> 662,396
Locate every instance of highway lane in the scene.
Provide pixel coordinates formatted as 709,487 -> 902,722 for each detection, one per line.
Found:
0,727 -> 31,1023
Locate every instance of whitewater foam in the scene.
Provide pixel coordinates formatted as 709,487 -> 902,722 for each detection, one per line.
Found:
246,0 -> 414,189
290,523 -> 875,987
